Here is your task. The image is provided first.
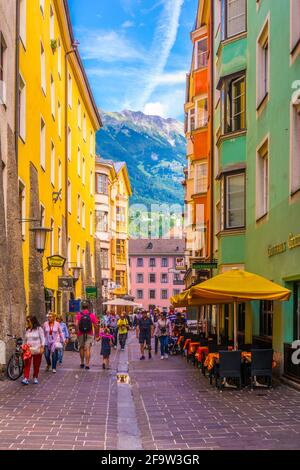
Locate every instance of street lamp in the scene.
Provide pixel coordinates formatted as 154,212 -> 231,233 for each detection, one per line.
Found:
30,226 -> 52,253
71,266 -> 82,281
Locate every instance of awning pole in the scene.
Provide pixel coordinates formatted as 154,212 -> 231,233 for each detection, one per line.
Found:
234,300 -> 238,351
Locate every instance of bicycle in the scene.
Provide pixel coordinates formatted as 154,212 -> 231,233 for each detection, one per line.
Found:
6,335 -> 24,380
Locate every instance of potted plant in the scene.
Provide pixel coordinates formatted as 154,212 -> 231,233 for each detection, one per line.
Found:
50,39 -> 57,52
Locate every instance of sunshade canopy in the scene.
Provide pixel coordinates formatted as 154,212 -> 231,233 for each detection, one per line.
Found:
171,269 -> 291,306
102,299 -> 142,307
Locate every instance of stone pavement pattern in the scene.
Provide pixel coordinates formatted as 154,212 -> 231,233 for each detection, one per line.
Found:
0,332 -> 300,450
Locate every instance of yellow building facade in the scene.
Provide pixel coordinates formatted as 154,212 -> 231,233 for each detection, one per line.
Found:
18,0 -> 102,319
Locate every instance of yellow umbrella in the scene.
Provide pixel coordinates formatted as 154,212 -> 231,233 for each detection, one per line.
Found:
189,269 -> 291,349
170,290 -> 190,308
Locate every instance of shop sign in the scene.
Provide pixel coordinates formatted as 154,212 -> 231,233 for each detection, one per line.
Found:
47,255 -> 66,269
58,276 -> 74,291
268,232 -> 300,257
86,286 -> 98,299
192,259 -> 218,270
175,257 -> 185,270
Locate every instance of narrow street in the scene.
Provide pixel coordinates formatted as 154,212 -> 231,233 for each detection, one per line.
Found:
0,333 -> 300,451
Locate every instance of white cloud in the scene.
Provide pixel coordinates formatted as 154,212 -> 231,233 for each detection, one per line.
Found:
143,102 -> 166,117
77,29 -> 144,63
122,20 -> 135,28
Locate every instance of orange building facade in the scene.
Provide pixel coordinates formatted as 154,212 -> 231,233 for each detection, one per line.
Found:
183,0 -> 213,289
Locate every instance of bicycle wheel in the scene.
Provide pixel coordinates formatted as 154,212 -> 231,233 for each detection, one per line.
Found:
7,354 -> 24,380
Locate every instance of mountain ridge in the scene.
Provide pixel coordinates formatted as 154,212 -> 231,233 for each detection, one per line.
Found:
95,109 -> 185,208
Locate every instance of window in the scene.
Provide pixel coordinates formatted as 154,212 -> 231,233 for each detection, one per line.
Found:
40,42 -> 46,93
256,139 -> 269,220
77,195 -> 80,223
18,75 -> 26,141
67,179 -> 71,213
50,141 -> 55,185
161,289 -> 168,300
18,180 -> 26,240
173,289 -> 180,296
149,257 -> 156,267
137,274 -> 144,283
50,218 -> 54,255
196,98 -> 208,128
116,271 -> 125,288
257,21 -> 269,106
90,131 -> 93,155
137,290 -> 143,299
58,38 -> 61,77
221,74 -> 246,134
195,162 -> 208,194
195,38 -> 208,69
50,74 -> 55,117
83,113 -> 86,140
77,245 -> 80,266
67,237 -> 71,262
291,100 -> 300,193
90,211 -> 93,236
260,300 -> 273,338
68,73 -> 72,108
77,147 -> 81,176
82,250 -> 85,274
95,210 -> 108,232
82,158 -> 85,185
40,204 -> 45,226
137,258 -> 143,267
0,34 -> 7,105
40,0 -> 45,15
101,249 -> 109,270
57,101 -> 61,138
50,4 -> 54,41
161,273 -> 168,284
67,127 -> 71,160
19,0 -> 27,47
78,100 -> 81,128
58,159 -> 62,192
96,173 -> 108,194
149,290 -> 156,300
149,273 -> 156,283
82,202 -> 85,228
161,257 -> 168,267
225,172 -> 245,229
222,0 -> 247,40
40,117 -> 46,170
91,253 -> 95,280
188,108 -> 195,132
57,227 -> 61,255
291,0 -> 300,52
116,239 -> 126,262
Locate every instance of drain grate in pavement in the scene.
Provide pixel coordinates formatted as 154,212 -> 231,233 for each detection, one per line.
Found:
117,373 -> 130,384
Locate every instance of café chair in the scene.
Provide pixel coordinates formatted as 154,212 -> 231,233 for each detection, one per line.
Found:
250,349 -> 273,389
215,350 -> 242,390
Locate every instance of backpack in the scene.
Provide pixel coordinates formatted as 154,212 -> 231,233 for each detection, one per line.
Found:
78,311 -> 92,334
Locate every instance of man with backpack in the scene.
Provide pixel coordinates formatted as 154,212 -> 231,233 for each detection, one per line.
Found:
75,301 -> 99,370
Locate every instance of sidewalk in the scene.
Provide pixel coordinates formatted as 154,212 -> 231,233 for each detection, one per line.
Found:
0,332 -> 300,450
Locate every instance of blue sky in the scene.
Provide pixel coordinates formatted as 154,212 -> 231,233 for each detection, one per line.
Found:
69,0 -> 197,121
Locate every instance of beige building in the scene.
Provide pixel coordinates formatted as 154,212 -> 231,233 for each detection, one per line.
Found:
95,157 -> 132,310
0,0 -> 26,357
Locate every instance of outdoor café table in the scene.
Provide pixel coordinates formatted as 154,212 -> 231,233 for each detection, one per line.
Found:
188,342 -> 201,354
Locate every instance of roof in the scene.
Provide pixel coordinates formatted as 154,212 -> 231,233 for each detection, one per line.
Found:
114,162 -> 126,174
129,238 -> 185,256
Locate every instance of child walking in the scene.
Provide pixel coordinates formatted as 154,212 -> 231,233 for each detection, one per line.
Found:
97,328 -> 113,369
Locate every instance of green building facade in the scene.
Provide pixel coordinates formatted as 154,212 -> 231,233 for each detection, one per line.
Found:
213,0 -> 300,381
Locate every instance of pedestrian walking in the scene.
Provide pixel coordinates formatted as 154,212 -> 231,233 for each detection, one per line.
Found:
43,312 -> 65,374
107,312 -> 118,349
117,312 -> 129,351
56,316 -> 69,365
21,316 -> 45,385
155,312 -> 172,360
153,307 -> 160,354
97,328 -> 113,369
75,301 -> 99,370
136,310 -> 154,360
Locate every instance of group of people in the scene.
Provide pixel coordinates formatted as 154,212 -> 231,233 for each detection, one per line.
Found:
21,302 -> 187,383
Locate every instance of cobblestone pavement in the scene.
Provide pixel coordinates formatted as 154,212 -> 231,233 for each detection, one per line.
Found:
0,332 -> 300,450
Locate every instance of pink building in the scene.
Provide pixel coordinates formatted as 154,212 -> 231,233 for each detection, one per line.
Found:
129,239 -> 185,311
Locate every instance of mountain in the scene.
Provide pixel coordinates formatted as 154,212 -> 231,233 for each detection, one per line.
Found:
96,110 -> 185,208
